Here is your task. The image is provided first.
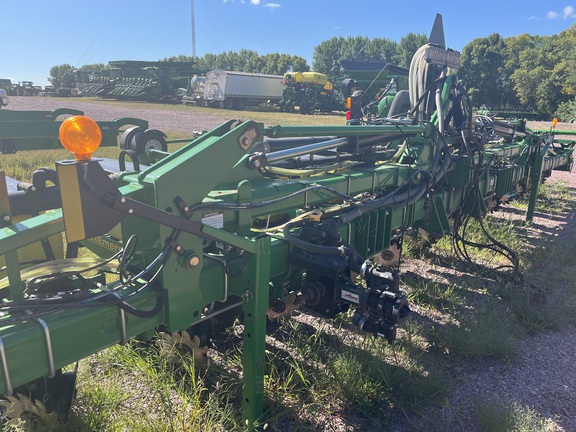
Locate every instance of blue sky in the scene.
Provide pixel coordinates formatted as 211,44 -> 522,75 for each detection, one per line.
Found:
2,1 -> 575,87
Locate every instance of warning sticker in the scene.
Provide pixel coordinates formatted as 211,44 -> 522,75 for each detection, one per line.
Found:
341,290 -> 359,304
202,212 -> 224,229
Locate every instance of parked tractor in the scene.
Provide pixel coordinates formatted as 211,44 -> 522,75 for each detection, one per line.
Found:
11,81 -> 41,96
0,80 -> 12,95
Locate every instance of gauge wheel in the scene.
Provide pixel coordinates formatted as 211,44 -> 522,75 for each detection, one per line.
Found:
132,129 -> 168,155
120,126 -> 143,150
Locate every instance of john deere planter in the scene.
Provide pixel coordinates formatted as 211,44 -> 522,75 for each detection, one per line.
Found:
0,15 -> 573,426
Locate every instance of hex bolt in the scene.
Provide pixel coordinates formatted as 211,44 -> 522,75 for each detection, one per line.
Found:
243,290 -> 254,303
187,255 -> 200,268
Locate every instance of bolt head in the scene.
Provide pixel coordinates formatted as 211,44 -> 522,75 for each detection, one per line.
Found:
187,255 -> 200,268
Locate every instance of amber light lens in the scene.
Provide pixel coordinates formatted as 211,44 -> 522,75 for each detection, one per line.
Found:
59,116 -> 102,161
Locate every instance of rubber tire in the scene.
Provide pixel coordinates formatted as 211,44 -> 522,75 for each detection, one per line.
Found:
132,129 -> 168,155
234,99 -> 246,110
224,99 -> 234,110
120,126 -> 143,150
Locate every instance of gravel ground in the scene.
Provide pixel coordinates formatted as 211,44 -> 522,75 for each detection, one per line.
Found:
388,167 -> 576,432
5,96 -> 576,431
5,95 -> 231,135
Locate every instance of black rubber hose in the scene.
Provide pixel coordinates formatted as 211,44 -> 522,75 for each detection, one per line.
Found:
282,222 -> 347,256
118,285 -> 165,318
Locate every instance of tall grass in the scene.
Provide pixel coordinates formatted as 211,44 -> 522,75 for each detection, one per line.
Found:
475,400 -> 556,432
67,342 -> 248,432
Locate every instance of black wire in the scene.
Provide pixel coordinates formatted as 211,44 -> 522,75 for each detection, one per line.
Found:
24,248 -> 123,289
449,113 -> 521,279
187,184 -> 357,213
0,231 -> 177,321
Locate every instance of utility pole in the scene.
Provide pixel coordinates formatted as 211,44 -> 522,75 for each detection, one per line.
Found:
191,0 -> 196,58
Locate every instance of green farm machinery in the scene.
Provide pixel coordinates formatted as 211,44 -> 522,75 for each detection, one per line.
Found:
278,72 -> 343,114
339,59 -> 410,119
0,108 -> 159,154
78,61 -> 205,103
0,14 -> 574,427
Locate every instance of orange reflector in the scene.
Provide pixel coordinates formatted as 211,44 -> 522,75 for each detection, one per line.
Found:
552,118 -> 558,128
59,116 -> 102,161
346,97 -> 352,110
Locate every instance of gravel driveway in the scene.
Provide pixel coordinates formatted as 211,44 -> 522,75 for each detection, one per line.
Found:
5,96 -> 576,431
5,95 -> 231,136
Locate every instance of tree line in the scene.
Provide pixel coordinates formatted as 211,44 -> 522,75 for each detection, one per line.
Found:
459,24 -> 576,120
49,25 -> 576,120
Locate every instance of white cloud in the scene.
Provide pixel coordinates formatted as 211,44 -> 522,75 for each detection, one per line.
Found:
547,10 -> 559,19
250,0 -> 261,4
528,15 -> 537,20
264,3 -> 281,9
563,5 -> 576,19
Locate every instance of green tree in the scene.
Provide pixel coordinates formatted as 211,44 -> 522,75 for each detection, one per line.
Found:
245,53 -> 266,73
161,55 -> 195,62
398,33 -> 428,68
508,34 -> 573,117
195,53 -> 219,70
313,36 -> 400,77
48,64 -> 77,88
260,53 -> 280,74
550,24 -> 576,97
78,63 -> 108,73
366,37 -> 400,64
313,36 -> 346,76
555,97 -> 576,121
190,51 -> 309,74
237,49 -> 259,70
459,33 -> 507,108
291,55 -> 310,73
215,51 -> 245,71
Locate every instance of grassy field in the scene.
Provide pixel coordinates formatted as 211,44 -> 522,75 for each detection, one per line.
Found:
1,109 -> 575,431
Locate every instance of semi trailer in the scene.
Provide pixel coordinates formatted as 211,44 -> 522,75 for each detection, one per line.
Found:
198,70 -> 284,110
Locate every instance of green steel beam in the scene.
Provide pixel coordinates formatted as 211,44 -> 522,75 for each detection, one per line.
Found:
0,117 -> 149,150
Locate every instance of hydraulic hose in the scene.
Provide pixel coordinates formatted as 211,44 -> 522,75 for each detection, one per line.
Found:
282,221 -> 347,256
338,131 -> 452,225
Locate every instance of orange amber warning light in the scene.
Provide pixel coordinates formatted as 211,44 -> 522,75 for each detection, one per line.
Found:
59,116 -> 102,161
